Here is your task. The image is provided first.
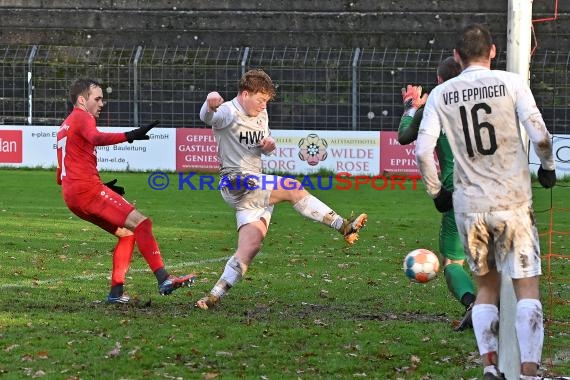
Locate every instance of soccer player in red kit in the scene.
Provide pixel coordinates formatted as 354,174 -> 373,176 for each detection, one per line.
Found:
56,78 -> 195,304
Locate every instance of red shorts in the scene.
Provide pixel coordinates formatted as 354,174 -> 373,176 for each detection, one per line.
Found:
63,181 -> 135,235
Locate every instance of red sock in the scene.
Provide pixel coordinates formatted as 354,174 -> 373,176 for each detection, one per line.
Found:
134,218 -> 164,272
111,235 -> 136,286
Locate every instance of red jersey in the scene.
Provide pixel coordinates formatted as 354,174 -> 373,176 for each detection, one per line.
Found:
56,108 -> 127,187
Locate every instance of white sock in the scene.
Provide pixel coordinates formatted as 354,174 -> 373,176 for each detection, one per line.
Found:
211,256 -> 246,298
293,195 -> 343,228
520,376 -> 540,380
483,365 -> 499,376
472,304 -> 500,356
516,298 -> 544,364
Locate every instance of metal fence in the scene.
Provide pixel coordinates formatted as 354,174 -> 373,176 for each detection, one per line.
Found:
1,45 -> 569,134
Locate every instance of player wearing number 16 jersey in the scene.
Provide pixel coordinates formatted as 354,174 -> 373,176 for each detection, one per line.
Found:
416,24 -> 555,379
417,61 -> 554,214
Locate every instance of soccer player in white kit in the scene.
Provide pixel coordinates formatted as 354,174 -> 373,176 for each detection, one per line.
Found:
196,69 -> 367,310
415,24 -> 556,380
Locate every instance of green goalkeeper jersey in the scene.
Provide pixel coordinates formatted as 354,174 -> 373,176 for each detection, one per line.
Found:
397,106 -> 454,191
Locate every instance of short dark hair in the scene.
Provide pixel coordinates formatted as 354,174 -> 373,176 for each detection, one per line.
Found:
239,69 -> 276,99
454,24 -> 493,65
437,56 -> 462,82
69,78 -> 102,105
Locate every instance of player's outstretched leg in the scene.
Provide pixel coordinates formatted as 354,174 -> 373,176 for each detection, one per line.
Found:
159,274 -> 197,295
195,256 -> 245,310
291,195 -> 367,245
339,213 -> 368,245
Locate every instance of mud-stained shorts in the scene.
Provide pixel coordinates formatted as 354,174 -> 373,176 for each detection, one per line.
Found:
455,204 -> 541,279
220,173 -> 278,230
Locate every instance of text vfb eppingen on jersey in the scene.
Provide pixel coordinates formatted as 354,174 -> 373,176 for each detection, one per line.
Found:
146,172 -> 422,191
442,84 -> 506,105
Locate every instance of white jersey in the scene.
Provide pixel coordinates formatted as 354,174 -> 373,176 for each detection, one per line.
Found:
200,97 -> 271,177
417,65 -> 554,213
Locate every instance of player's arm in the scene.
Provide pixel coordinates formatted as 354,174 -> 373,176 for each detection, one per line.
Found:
56,163 -> 62,185
199,92 -> 230,129
514,80 -> 556,187
398,107 -> 424,145
415,94 -> 441,198
78,118 -> 127,146
56,146 -> 62,185
416,96 -> 452,212
398,85 -> 427,145
56,132 -> 65,185
417,131 -> 452,212
522,115 -> 556,188
522,113 -> 555,169
416,131 -> 440,197
80,119 -> 158,145
258,130 -> 276,156
517,100 -> 555,170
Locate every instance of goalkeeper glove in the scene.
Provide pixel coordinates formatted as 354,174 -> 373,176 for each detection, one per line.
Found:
537,166 -> 556,189
104,178 -> 125,196
401,85 -> 428,117
433,187 -> 453,213
125,120 -> 160,143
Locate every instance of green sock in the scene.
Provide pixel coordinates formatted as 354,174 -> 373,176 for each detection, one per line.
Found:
444,263 -> 475,304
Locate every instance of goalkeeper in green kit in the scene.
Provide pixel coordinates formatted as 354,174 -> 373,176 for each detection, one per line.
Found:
398,57 -> 476,331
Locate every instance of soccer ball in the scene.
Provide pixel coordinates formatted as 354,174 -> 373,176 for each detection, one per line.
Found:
403,249 -> 440,283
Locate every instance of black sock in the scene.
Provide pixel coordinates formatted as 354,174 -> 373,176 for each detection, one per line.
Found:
154,267 -> 169,284
461,292 -> 476,308
109,284 -> 124,298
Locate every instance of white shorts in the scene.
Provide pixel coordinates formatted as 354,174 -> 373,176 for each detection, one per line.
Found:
455,204 -> 541,279
220,173 -> 278,230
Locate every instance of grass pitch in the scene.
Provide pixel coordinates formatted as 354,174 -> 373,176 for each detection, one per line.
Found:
0,169 -> 568,379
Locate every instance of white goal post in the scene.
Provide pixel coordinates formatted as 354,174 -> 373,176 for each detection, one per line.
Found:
500,0 -> 533,379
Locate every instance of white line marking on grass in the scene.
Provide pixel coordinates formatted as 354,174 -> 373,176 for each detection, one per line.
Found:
0,256 -> 230,289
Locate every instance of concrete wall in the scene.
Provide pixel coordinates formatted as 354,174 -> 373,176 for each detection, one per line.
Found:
0,0 -> 567,50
